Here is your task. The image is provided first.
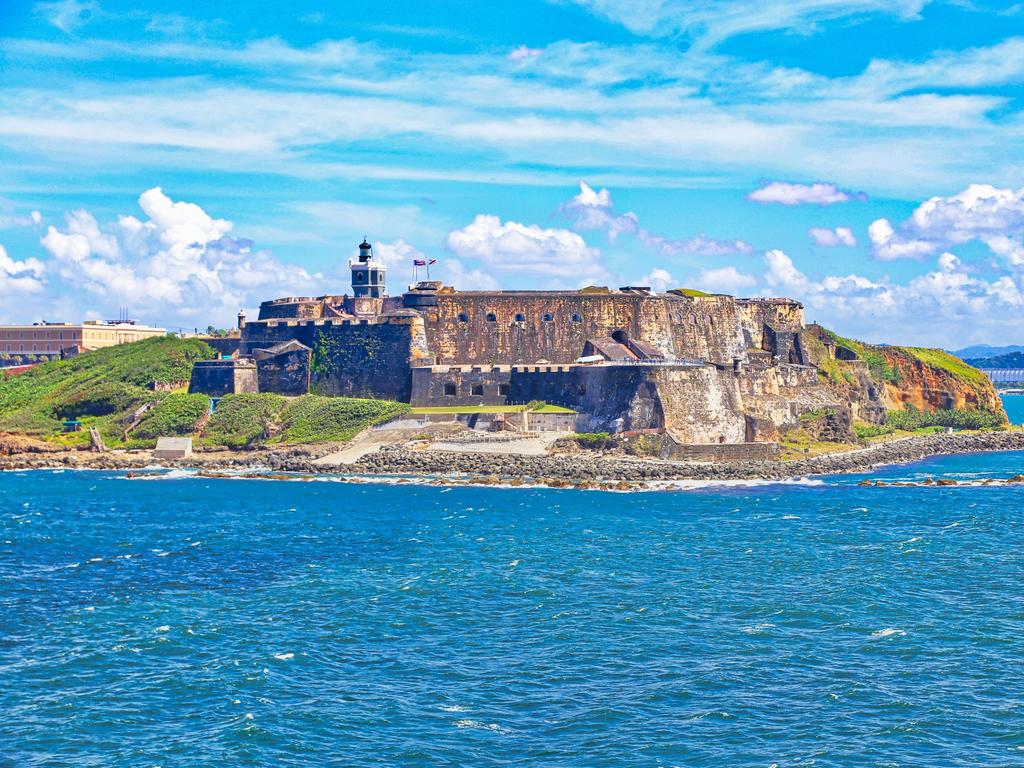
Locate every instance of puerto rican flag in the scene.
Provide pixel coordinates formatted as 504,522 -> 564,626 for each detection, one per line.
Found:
413,258 -> 438,266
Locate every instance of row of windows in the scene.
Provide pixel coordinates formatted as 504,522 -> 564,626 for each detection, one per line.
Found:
0,332 -> 74,340
458,312 -> 584,323
444,382 -> 511,397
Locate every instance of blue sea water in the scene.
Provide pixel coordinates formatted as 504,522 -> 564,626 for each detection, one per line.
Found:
1001,393 -> 1024,425
3,454 -> 1024,767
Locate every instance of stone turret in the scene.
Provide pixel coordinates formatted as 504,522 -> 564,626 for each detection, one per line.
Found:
351,239 -> 387,299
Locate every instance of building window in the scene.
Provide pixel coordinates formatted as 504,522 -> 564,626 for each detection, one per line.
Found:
485,312 -> 497,322
514,313 -> 526,322
471,384 -> 484,396
444,383 -> 457,396
498,383 -> 510,396
542,313 -> 554,322
571,313 -> 582,322
355,271 -> 365,283
458,312 -> 469,322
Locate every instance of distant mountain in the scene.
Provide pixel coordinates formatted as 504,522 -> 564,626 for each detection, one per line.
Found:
953,344 -> 1024,360
963,351 -> 1024,369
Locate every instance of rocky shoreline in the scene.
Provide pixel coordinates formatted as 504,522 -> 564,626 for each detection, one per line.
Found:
2,430 -> 1024,487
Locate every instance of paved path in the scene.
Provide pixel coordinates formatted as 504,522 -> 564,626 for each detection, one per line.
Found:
313,428 -> 412,466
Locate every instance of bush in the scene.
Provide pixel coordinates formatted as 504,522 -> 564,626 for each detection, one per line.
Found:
133,393 -> 210,439
853,422 -> 895,439
573,432 -> 612,449
204,393 -> 287,447
52,382 -> 152,419
886,406 -> 1007,431
278,395 -> 410,443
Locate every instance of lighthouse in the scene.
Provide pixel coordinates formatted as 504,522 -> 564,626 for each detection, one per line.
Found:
350,239 -> 387,298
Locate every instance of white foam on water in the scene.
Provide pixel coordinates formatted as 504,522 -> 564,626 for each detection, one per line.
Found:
509,560 -> 520,567
781,514 -> 800,520
439,704 -> 469,713
273,653 -> 294,661
156,625 -> 170,632
870,628 -> 906,639
453,719 -> 511,734
741,622 -> 775,635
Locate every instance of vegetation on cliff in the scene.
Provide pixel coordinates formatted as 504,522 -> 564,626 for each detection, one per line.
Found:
0,337 -> 214,442
808,326 -> 1005,424
202,393 -> 409,446
278,395 -> 410,443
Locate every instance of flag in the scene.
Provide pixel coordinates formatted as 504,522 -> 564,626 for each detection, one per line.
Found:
413,259 -> 426,266
428,258 -> 437,265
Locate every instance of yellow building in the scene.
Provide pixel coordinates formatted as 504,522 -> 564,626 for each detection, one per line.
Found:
0,321 -> 167,356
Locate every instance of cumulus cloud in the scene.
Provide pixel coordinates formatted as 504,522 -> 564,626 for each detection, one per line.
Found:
757,248 -> 1024,345
508,45 -> 542,62
371,237 -> 500,290
40,187 -> 320,325
561,181 -> 751,256
869,183 -> 1024,262
0,244 -> 46,293
445,213 -> 608,283
638,267 -> 674,291
809,226 -> 856,247
691,265 -> 757,295
748,182 -> 866,206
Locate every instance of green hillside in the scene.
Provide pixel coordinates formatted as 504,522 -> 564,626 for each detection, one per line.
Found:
0,336 -> 214,444
0,338 -> 410,448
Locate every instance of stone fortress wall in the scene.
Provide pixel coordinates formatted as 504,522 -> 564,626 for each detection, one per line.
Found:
187,241 -> 853,450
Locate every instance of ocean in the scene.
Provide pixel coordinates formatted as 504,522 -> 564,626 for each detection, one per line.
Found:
3,450 -> 1024,766
1002,393 -> 1024,425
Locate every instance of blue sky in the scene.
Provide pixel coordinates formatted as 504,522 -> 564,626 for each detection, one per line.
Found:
3,0 -> 1024,345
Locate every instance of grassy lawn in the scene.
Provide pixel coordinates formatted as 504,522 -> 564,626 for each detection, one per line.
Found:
411,404 -> 576,414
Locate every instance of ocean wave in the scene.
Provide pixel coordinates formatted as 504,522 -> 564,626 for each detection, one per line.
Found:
870,628 -> 906,639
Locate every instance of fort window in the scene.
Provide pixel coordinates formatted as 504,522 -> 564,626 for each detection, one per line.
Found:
471,384 -> 484,396
571,313 -> 582,322
458,312 -> 469,322
514,313 -> 526,322
486,312 -> 497,322
444,383 -> 457,396
498,383 -> 510,396
542,312 -> 554,322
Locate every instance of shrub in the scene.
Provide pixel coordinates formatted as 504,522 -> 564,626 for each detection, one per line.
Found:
573,432 -> 612,449
204,393 -> 287,447
886,406 -> 1006,431
133,393 -> 210,439
278,395 -> 410,443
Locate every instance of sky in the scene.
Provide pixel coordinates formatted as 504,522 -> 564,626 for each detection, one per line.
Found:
3,0 -> 1024,345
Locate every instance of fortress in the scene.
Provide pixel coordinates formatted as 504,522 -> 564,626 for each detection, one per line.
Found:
190,240 -> 856,457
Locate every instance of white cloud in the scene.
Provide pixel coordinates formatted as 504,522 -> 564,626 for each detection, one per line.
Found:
691,265 -> 757,295
40,187 -> 320,325
508,45 -> 542,62
763,249 -> 809,292
564,0 -> 929,47
755,248 -> 1024,346
35,0 -> 99,33
445,214 -> 608,283
561,181 -> 751,255
0,244 -> 46,294
809,226 -> 857,247
869,184 -> 1024,262
748,182 -> 866,206
638,267 -> 674,291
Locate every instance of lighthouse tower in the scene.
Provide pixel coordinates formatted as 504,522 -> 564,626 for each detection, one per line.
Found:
350,239 -> 387,298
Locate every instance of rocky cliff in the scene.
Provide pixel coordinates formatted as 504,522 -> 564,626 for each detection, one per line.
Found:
803,325 -> 1006,424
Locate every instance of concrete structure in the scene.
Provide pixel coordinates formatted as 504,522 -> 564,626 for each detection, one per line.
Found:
0,320 -> 166,356
188,239 -> 854,454
188,358 -> 258,397
153,437 -> 193,459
